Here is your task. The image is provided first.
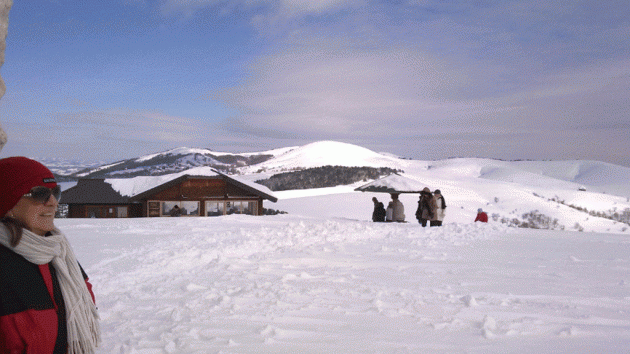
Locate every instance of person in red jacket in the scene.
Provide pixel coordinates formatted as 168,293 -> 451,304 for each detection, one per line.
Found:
474,208 -> 489,223
0,157 -> 101,354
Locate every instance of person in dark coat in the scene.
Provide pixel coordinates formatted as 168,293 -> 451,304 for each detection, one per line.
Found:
371,197 -> 386,222
170,205 -> 182,217
415,187 -> 437,227
0,157 -> 101,354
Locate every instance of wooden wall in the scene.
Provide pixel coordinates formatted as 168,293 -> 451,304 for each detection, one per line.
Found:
139,178 -> 264,216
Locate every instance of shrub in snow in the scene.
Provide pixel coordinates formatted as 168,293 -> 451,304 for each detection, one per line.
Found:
262,208 -> 288,215
546,195 -> 630,227
499,210 -> 564,230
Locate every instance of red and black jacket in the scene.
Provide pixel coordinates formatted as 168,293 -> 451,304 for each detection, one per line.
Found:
0,244 -> 95,354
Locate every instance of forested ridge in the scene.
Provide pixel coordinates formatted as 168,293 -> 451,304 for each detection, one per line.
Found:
256,166 -> 401,191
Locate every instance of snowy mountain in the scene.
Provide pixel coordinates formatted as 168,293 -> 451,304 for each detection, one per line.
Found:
59,140 -> 630,197
37,157 -> 106,177
51,140 -> 630,234
67,147 -> 280,179
239,141 -> 410,173
61,141 -> 407,179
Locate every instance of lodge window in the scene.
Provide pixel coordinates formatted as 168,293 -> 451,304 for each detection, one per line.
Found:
117,207 -> 128,218
148,201 -> 160,217
162,201 -> 200,216
205,201 -> 224,216
148,200 -> 257,217
205,200 -> 257,216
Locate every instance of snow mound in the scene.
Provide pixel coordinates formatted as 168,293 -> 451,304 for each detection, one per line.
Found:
245,141 -> 409,172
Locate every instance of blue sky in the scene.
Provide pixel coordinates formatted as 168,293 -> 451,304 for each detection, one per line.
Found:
1,0 -> 628,166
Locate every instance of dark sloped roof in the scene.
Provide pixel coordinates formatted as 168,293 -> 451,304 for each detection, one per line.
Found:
61,179 -> 131,204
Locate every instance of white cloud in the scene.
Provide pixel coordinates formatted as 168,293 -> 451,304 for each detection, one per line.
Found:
216,36 -> 471,136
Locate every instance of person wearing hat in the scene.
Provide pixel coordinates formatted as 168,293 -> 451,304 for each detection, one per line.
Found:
415,187 -> 437,227
431,189 -> 446,227
0,157 -> 101,353
475,208 -> 489,223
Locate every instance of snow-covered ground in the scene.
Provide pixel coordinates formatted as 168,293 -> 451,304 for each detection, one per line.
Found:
61,193 -> 630,353
52,143 -> 630,352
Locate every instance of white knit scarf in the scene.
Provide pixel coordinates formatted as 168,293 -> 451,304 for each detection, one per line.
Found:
0,225 -> 101,353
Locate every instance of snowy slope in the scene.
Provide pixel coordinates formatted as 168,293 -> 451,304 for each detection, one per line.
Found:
512,160 -> 630,196
61,215 -> 630,353
265,155 -> 630,234
49,142 -> 630,353
240,141 -> 413,173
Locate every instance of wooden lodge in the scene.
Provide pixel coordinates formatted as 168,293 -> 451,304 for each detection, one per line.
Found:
61,170 -> 278,218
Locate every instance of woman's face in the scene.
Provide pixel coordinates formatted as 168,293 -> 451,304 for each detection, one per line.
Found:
8,191 -> 58,236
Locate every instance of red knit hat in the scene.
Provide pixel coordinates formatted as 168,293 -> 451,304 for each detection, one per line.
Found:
0,157 -> 57,217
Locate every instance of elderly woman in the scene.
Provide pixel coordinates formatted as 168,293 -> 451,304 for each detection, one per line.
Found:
0,157 -> 100,353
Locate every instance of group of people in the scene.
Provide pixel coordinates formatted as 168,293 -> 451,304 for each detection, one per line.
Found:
371,188 -> 447,226
371,194 -> 406,223
372,188 -> 489,226
415,187 -> 446,227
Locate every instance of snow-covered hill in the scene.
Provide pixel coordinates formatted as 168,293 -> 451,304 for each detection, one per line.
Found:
50,140 -> 630,234
240,141 -> 411,173
54,141 -> 630,200
69,147 -> 281,179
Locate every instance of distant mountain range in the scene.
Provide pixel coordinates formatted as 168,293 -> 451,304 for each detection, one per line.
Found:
40,140 -> 630,232
46,141 -> 630,201
50,141 -> 406,180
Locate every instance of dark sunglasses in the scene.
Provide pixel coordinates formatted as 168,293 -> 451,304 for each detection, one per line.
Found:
23,185 -> 62,203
